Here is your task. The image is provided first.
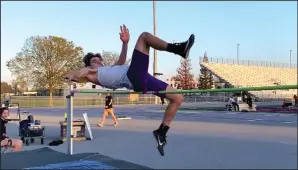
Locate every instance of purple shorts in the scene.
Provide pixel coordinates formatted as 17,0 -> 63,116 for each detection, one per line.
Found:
126,49 -> 168,98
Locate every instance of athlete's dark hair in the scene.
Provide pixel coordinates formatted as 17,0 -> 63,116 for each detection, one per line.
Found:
0,107 -> 8,115
83,52 -> 102,67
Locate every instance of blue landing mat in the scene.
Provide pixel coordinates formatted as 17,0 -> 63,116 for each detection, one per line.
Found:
27,160 -> 117,169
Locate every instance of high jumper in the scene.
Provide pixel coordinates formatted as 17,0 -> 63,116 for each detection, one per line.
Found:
65,25 -> 195,156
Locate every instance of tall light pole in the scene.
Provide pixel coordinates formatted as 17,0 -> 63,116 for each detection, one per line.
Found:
237,43 -> 240,64
290,50 -> 292,66
153,0 -> 157,77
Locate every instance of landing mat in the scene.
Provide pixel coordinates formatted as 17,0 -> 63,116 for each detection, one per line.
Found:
1,147 -> 151,169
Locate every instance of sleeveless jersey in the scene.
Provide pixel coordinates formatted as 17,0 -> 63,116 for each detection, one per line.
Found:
97,65 -> 133,90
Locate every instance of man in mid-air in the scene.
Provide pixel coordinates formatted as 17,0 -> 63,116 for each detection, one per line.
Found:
66,25 -> 195,156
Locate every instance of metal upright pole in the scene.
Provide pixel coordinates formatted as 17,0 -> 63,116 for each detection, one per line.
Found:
237,44 -> 240,64
290,50 -> 292,67
153,0 -> 159,104
153,0 -> 157,75
67,84 -> 73,155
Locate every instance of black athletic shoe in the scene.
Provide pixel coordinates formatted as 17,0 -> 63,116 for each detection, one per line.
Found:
153,130 -> 167,156
173,34 -> 195,59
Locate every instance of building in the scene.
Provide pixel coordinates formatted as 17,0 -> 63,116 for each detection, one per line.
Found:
166,78 -> 199,89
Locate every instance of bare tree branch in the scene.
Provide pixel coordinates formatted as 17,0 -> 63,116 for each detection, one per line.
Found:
101,51 -> 131,66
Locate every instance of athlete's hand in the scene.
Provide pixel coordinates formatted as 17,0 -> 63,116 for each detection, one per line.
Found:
65,68 -> 89,82
65,72 -> 78,82
119,24 -> 130,44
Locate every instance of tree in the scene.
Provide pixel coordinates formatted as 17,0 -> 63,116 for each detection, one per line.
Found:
198,51 -> 213,89
7,36 -> 84,106
1,82 -> 14,94
175,58 -> 195,90
10,77 -> 28,94
101,51 -> 131,66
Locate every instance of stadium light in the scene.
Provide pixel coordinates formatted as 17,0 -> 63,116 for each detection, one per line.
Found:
237,43 -> 240,64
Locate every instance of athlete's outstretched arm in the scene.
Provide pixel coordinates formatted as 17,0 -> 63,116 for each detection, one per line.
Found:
65,68 -> 97,82
114,25 -> 129,66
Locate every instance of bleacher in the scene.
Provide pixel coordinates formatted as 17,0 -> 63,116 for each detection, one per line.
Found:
200,57 -> 297,99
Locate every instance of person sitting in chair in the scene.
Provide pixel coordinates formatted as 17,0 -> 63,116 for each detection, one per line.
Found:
228,96 -> 239,111
0,107 -> 23,152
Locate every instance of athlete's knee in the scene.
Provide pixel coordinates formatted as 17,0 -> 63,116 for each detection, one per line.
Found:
134,32 -> 151,54
138,32 -> 151,41
170,94 -> 184,105
176,94 -> 184,104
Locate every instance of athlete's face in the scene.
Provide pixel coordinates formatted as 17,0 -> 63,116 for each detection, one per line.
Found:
90,57 -> 103,68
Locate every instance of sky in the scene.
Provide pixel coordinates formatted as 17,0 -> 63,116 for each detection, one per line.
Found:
1,1 -> 297,83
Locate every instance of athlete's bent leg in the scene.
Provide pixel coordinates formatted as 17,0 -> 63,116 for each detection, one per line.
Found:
152,85 -> 183,156
144,74 -> 183,156
162,86 -> 183,126
134,32 -> 195,58
127,32 -> 194,156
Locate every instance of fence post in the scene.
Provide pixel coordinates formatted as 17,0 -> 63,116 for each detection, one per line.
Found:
33,97 -> 36,108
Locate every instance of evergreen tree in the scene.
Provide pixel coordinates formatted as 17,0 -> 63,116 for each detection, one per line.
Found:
199,51 -> 213,89
176,58 -> 195,90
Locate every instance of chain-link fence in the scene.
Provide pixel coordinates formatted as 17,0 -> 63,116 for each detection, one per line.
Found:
1,90 -> 294,108
1,95 -> 155,108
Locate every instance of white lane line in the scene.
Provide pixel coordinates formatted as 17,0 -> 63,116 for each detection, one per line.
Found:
227,112 -> 238,115
282,121 -> 294,124
279,114 -> 291,116
278,141 -> 297,145
51,110 -> 59,112
247,119 -> 255,122
255,119 -> 263,121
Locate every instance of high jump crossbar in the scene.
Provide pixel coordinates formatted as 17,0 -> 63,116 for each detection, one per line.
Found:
65,84 -> 297,155
70,84 -> 298,95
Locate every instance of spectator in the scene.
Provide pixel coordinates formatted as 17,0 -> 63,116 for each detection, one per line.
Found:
3,94 -> 10,107
293,95 -> 298,107
229,96 -> 239,111
97,92 -> 118,127
0,107 -> 23,152
247,95 -> 253,109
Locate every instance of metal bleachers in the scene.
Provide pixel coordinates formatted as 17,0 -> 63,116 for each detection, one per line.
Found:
200,61 -> 297,99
